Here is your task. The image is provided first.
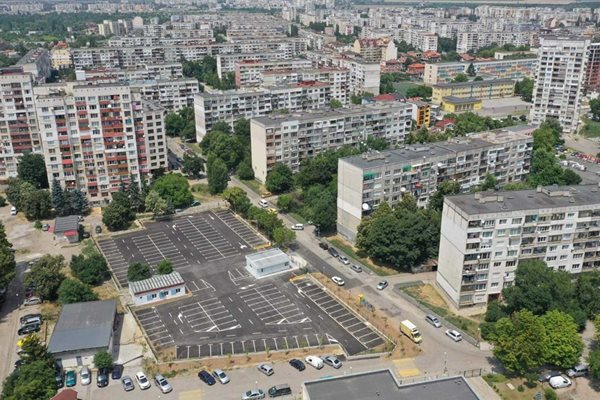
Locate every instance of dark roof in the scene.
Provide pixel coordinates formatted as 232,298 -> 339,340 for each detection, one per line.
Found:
53,215 -> 80,235
433,78 -> 514,89
303,370 -> 480,400
48,300 -> 116,354
442,96 -> 482,104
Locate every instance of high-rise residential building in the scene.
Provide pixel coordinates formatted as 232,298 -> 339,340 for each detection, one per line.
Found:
15,48 -> 52,83
0,68 -> 40,182
336,126 -> 534,241
33,84 -> 167,205
585,42 -> 600,92
456,31 -> 532,53
351,38 -> 398,62
436,184 -> 600,309
529,36 -> 589,134
261,67 -> 350,104
250,102 -> 413,182
234,59 -> 313,87
306,51 -> 381,95
50,43 -> 73,70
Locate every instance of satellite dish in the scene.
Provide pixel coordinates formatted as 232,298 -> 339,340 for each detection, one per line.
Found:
362,203 -> 371,211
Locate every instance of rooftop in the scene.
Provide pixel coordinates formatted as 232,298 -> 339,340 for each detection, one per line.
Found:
342,125 -> 534,170
442,96 -> 482,104
53,215 -> 80,235
303,370 -> 480,400
246,248 -> 289,269
129,271 -> 185,295
446,184 -> 600,216
434,78 -> 515,89
48,300 -> 116,354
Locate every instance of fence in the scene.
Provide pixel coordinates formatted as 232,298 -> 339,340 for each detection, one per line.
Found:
394,285 -> 481,347
396,367 -> 490,385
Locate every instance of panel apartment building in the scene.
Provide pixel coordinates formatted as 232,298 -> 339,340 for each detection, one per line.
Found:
337,126 -> 534,241
437,184 -> 600,308
234,59 -> 313,87
529,37 -> 589,134
250,102 -> 413,182
194,81 -> 334,141
423,58 -> 537,85
34,84 -> 167,205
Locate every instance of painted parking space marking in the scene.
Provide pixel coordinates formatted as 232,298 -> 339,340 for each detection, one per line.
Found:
134,308 -> 174,349
239,283 -> 311,325
178,298 -> 240,332
213,210 -> 267,247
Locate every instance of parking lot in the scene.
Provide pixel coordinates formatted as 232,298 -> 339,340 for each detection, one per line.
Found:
101,210 -> 387,359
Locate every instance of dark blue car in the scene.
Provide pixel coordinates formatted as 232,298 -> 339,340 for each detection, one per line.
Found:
198,370 -> 216,385
289,359 -> 305,371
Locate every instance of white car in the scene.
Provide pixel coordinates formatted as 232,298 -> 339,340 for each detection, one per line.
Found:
376,280 -> 388,290
291,224 -> 304,230
241,389 -> 265,400
135,371 -> 151,390
331,276 -> 345,286
80,366 -> 91,385
305,355 -> 324,369
212,369 -> 230,384
445,329 -> 462,342
549,375 -> 572,389
338,256 -> 350,265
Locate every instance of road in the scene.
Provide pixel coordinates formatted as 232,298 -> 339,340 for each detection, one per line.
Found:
229,177 -> 494,375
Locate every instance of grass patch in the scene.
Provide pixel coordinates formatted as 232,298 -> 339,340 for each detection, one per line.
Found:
186,142 -> 202,154
327,237 -> 397,276
393,81 -> 420,96
239,178 -> 264,195
482,374 -> 542,400
190,183 -> 219,202
580,117 -> 600,138
403,285 -> 481,338
289,212 -> 307,224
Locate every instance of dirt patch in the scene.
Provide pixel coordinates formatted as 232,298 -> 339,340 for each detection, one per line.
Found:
404,284 -> 447,308
482,373 -> 574,400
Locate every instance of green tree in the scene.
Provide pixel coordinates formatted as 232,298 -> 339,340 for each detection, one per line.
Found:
127,262 -> 152,282
329,99 -> 343,108
0,222 -> 16,289
561,169 -> 582,185
365,136 -> 389,151
93,350 -> 113,370
50,179 -> 64,214
589,339 -> 600,382
144,190 -> 169,217
265,163 -> 293,194
164,112 -> 185,137
152,173 -> 193,208
70,253 -> 109,286
20,186 -> 51,221
272,227 -> 296,249
301,183 -> 337,232
0,360 -> 57,400
207,156 -> 229,194
405,85 -> 432,99
350,94 -> 362,105
57,278 -> 98,305
540,310 -> 583,368
182,154 -> 205,178
18,335 -> 54,366
276,194 -> 293,212
234,118 -> 251,150
590,98 -> 600,121
437,37 -> 457,52
17,153 -> 48,188
515,78 -> 534,102
492,310 -> 546,374
428,180 -> 460,212
481,174 -> 497,191
236,158 -> 255,180
126,175 -> 145,213
466,63 -> 476,77
156,259 -> 173,275
24,255 -> 65,301
102,193 -> 134,231
201,130 -> 243,170
453,73 -> 469,83
222,187 -> 251,216
576,272 -> 600,318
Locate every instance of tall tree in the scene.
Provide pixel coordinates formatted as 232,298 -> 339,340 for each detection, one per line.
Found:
222,187 -> 251,216
50,179 -> 64,214
24,255 -> 65,301
466,63 -> 476,77
145,190 -> 169,217
21,188 -> 52,221
57,278 -> 98,304
152,173 -> 193,208
182,154 -> 205,178
428,180 -> 460,212
127,262 -> 152,282
265,163 -> 294,194
0,222 -> 16,289
70,253 -> 109,286
540,310 -> 583,368
17,153 -> 48,188
207,156 -> 229,194
126,175 -> 144,212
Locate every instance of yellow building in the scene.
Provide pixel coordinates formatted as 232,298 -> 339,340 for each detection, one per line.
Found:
441,96 -> 482,113
432,78 -> 515,105
407,100 -> 431,128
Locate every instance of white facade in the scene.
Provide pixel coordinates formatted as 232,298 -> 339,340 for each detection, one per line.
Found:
437,185 -> 600,308
129,272 -> 187,306
529,37 -> 589,134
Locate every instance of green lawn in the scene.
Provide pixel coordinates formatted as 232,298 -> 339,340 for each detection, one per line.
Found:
393,81 -> 420,96
187,142 -> 202,154
289,212 -> 307,224
580,118 -> 600,138
328,238 -> 395,276
239,178 -> 264,195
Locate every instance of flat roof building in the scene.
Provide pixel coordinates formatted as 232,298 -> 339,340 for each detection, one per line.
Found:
302,369 -> 481,400
437,184 -> 600,309
130,271 -> 186,306
432,78 -> 515,105
246,248 -> 291,278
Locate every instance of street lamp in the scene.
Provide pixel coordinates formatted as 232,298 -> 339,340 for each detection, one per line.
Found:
443,352 -> 447,374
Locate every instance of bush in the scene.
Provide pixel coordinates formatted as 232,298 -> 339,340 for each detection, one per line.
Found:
544,388 -> 557,400
57,278 -> 99,305
524,373 -> 537,388
93,350 -> 113,370
70,253 -> 109,286
34,220 -> 42,230
156,259 -> 173,275
0,195 -> 6,207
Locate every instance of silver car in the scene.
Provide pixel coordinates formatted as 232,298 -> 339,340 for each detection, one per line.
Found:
425,314 -> 442,328
242,389 -> 265,400
212,369 -> 230,384
323,355 -> 342,369
121,375 -> 134,391
154,374 -> 172,393
257,363 -> 274,376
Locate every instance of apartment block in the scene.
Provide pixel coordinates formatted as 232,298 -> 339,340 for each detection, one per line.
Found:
234,59 -> 313,87
437,184 -> 600,308
424,58 -> 536,85
306,51 -> 381,95
250,102 -> 413,182
337,125 -> 534,241
194,81 -> 333,141
217,52 -> 294,78
0,68 -> 40,182
76,63 -> 184,81
351,38 -> 397,62
33,84 -> 167,205
51,43 -> 72,70
16,48 -> 52,83
585,42 -> 600,92
261,67 -> 350,104
456,31 -> 532,53
529,37 -> 589,134
431,79 -> 516,104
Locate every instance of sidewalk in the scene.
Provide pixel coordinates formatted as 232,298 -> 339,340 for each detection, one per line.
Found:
467,376 -> 502,400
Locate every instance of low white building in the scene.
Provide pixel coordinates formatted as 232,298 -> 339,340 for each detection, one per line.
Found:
246,248 -> 291,278
129,271 -> 186,306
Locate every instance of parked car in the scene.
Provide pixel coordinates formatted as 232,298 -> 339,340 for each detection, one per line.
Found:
14,359 -> 25,369
42,224 -> 50,231
289,359 -> 305,371
198,370 -> 216,385
538,370 -> 561,382
55,370 -> 64,388
328,247 -> 339,258
323,355 -> 342,369
350,264 -> 362,273
549,375 -> 572,389
338,256 -> 350,265
319,242 -> 329,250
260,191 -> 272,199
111,364 -> 124,380
305,356 -> 324,370
268,384 -> 292,397
20,313 -> 42,325
191,200 -> 201,207
154,374 -> 173,393
135,371 -> 151,390
291,223 -> 304,230
257,363 -> 274,376
65,370 -> 76,387
96,368 -> 109,388
212,369 -> 230,384
376,280 -> 388,290
331,276 -> 345,286
82,232 -> 90,239
80,366 -> 91,386
95,225 -> 103,234
121,376 -> 135,391
267,208 -> 278,215
23,296 -> 42,306
445,329 -> 462,342
425,314 -> 442,328
242,389 -> 265,400
18,323 -> 40,335
567,364 -> 589,378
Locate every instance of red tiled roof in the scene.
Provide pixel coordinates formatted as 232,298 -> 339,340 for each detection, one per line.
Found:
51,389 -> 78,400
